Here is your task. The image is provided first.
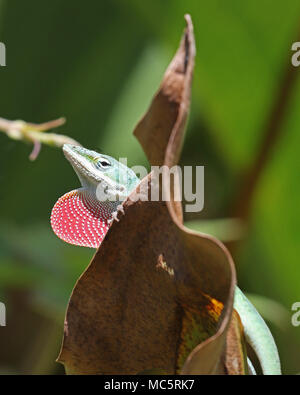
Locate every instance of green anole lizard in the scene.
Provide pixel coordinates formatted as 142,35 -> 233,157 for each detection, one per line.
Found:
51,144 -> 281,375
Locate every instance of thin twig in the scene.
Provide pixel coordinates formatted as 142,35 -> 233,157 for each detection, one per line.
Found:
26,117 -> 66,131
0,116 -> 81,160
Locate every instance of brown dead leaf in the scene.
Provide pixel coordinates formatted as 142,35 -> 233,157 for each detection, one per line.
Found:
58,14 -> 237,375
223,310 -> 248,375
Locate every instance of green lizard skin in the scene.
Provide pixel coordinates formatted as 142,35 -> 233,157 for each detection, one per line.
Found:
51,144 -> 281,375
234,286 -> 281,374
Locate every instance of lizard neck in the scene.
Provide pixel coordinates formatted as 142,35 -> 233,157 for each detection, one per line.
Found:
81,188 -> 120,214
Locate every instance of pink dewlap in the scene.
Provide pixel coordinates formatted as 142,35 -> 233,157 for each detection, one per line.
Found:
51,190 -> 112,248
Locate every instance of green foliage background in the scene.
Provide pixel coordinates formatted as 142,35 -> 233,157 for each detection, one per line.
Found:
0,0 -> 299,374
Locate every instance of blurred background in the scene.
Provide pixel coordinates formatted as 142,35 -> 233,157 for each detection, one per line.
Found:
0,0 -> 299,374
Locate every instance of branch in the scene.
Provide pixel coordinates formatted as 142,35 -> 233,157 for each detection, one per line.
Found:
0,116 -> 81,160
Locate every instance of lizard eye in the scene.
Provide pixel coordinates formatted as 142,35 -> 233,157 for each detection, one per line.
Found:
97,158 -> 111,169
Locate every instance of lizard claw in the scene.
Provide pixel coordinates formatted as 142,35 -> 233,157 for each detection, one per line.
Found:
108,204 -> 125,224
108,211 -> 120,223
117,204 -> 125,215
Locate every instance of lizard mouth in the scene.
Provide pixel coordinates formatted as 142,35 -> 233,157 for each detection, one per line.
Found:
63,144 -> 93,178
63,143 -> 79,161
63,144 -> 91,163
62,144 -> 127,197
62,144 -> 102,185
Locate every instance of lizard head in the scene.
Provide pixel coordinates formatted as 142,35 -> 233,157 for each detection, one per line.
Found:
63,144 -> 140,202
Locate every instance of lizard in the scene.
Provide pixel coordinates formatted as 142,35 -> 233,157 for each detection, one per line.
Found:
51,144 -> 281,375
